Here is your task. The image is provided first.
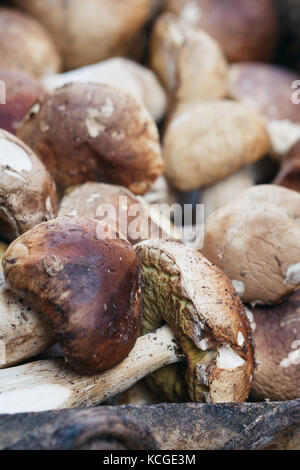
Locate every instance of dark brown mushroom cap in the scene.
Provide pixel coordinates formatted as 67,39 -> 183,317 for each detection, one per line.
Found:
58,182 -> 178,245
248,290 -> 300,401
17,82 -> 164,196
274,139 -> 300,192
0,129 -> 57,242
165,0 -> 279,63
2,216 -> 142,374
135,239 -> 254,403
0,69 -> 45,134
229,63 -> 300,123
0,7 -> 61,77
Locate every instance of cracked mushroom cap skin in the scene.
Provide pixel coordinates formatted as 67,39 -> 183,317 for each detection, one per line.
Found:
58,182 -> 177,246
0,129 -> 57,242
163,100 -> 270,191
247,290 -> 300,401
202,185 -> 300,305
150,13 -> 228,104
17,82 -> 164,196
0,7 -> 61,77
165,0 -> 279,63
2,216 -> 142,375
11,0 -> 153,70
135,239 -> 254,403
0,69 -> 45,135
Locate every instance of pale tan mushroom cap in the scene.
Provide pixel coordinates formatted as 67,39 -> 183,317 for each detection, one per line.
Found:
11,0 -> 153,70
248,291 -> 300,401
150,13 -> 228,104
0,7 -> 61,77
0,129 -> 57,241
135,239 -> 254,403
58,182 -> 178,245
202,185 -> 300,305
163,100 -> 270,191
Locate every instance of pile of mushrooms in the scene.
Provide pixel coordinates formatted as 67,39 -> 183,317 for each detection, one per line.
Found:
0,0 -> 298,418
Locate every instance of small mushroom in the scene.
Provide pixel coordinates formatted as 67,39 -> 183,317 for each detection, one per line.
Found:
17,83 -> 165,196
202,185 -> 300,305
0,69 -> 45,134
247,290 -> 300,401
165,0 -> 279,63
41,58 -> 167,123
274,139 -> 300,192
229,62 -> 300,158
3,216 -> 142,374
0,239 -> 254,413
150,13 -> 228,105
163,100 -> 270,191
11,0 -> 153,70
58,182 -> 179,245
0,7 -> 61,77
0,129 -> 57,242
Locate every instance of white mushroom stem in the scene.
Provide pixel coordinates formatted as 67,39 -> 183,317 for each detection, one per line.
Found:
0,274 -> 55,369
0,325 -> 180,414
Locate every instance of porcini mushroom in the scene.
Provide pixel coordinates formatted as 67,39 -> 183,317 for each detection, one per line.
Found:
0,69 -> 45,134
0,7 -> 61,77
202,185 -> 300,305
2,216 -> 142,374
41,58 -> 167,123
150,13 -> 228,104
229,62 -> 300,158
0,129 -> 57,242
17,83 -> 165,196
163,100 -> 270,191
165,0 -> 279,63
0,239 -> 254,413
11,0 -> 153,70
247,290 -> 300,401
58,182 -> 179,245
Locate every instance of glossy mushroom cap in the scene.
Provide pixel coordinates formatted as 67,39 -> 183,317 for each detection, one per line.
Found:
3,216 -> 142,374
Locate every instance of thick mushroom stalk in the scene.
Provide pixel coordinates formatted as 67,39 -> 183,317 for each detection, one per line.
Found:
2,216 -> 142,374
0,325 -> 178,414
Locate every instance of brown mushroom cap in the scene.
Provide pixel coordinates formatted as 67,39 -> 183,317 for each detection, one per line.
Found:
248,290 -> 300,401
163,100 -> 270,191
0,69 -> 45,134
150,13 -> 228,104
11,0 -> 153,70
202,185 -> 300,305
17,82 -> 164,196
135,239 -> 254,403
274,139 -> 300,192
0,129 -> 57,242
229,63 -> 300,123
0,7 -> 61,77
58,182 -> 178,245
3,216 -> 142,374
165,0 -> 279,63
